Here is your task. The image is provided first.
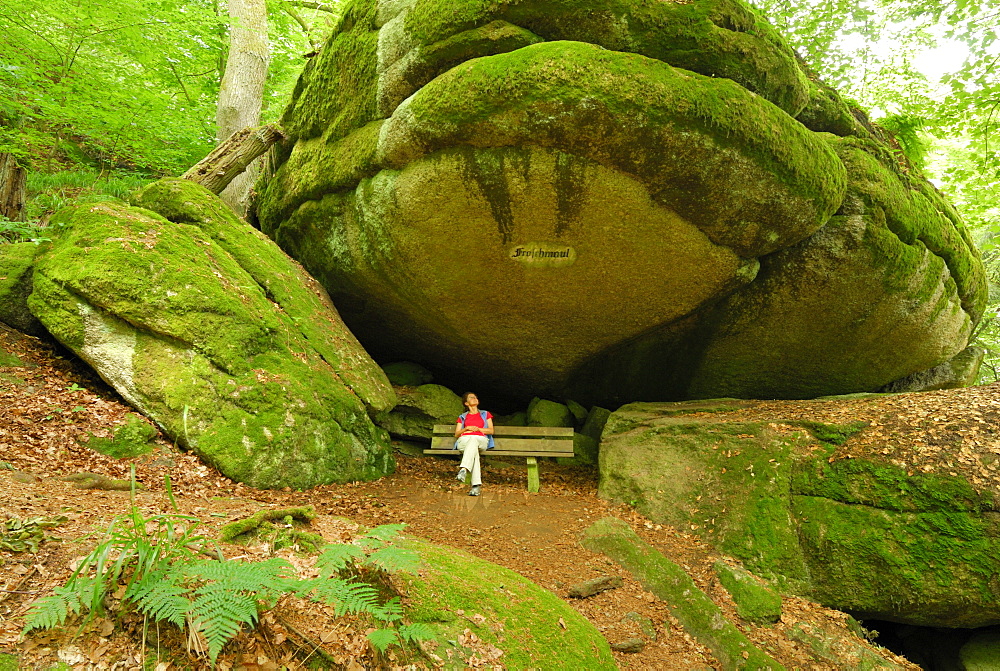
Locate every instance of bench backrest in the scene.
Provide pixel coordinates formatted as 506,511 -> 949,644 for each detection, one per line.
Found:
430,424 -> 574,453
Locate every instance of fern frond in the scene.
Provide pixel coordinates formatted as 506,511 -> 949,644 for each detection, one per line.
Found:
23,582 -> 87,632
365,546 -> 421,574
183,557 -> 294,595
398,622 -> 435,643
128,567 -> 191,627
306,577 -> 381,616
372,597 -> 404,624
367,628 -> 399,652
363,524 -> 406,543
315,543 -> 365,575
188,583 -> 260,664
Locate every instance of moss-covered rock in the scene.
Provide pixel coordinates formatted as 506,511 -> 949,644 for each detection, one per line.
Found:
960,631 -> 1000,670
254,0 -> 984,406
599,403 -> 1000,627
381,360 -> 434,386
399,537 -> 615,669
526,397 -> 574,427
581,517 -> 783,670
375,383 -> 463,440
28,184 -> 395,490
0,242 -> 47,336
83,413 -> 158,459
714,561 -> 782,625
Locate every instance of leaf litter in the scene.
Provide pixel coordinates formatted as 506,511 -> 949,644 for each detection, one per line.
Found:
0,325 -> 920,669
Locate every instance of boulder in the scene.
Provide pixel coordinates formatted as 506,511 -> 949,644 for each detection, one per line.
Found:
527,397 -> 574,427
0,242 -> 46,336
381,360 -> 434,386
28,180 -> 396,489
714,561 -> 782,625
880,345 -> 985,393
254,0 -> 985,406
375,383 -> 463,440
599,401 -> 1000,628
399,537 -> 615,669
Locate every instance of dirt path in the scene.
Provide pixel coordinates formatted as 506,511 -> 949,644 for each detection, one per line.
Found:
0,326 -> 915,670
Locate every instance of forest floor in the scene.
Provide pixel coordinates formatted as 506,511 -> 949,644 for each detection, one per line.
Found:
0,326 -> 928,670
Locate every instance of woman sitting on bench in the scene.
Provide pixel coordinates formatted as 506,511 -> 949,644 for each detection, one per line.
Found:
454,392 -> 494,496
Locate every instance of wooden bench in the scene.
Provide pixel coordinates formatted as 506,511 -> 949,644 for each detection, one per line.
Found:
425,424 -> 575,493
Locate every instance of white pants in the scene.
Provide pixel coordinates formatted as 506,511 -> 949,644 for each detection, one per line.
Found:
456,434 -> 489,486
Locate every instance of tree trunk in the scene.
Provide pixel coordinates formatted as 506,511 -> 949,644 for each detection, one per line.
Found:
0,153 -> 26,222
216,0 -> 269,216
182,123 -> 284,194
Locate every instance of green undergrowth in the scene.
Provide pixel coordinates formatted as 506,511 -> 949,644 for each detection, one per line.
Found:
23,500 -> 432,666
398,538 -> 615,669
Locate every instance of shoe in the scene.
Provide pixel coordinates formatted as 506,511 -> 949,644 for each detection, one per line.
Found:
468,485 -> 481,497
456,467 -> 469,482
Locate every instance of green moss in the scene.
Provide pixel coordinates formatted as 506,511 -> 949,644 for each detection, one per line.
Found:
793,495 -> 1000,626
379,40 -> 844,259
791,453 -> 995,513
831,137 -> 986,322
581,518 -> 783,670
220,507 -> 324,552
281,0 -> 379,144
598,419 -> 812,584
29,195 -> 394,490
0,653 -> 16,671
796,420 -> 869,446
131,178 -> 395,414
0,347 -> 24,368
714,561 -> 782,624
84,413 -> 158,459
398,538 -> 615,669
403,0 -> 809,115
0,241 -> 45,334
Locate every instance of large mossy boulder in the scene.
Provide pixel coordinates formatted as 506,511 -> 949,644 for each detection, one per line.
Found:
400,537 -> 615,669
0,242 -> 47,336
253,0 -> 985,406
374,383 -> 463,440
27,179 -> 396,490
598,401 -> 1000,628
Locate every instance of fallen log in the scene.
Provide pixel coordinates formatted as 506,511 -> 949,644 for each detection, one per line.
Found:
181,123 -> 284,195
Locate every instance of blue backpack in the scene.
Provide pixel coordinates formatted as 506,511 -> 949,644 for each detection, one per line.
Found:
455,410 -> 495,449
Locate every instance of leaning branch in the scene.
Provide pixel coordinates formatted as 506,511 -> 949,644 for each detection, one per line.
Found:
181,123 -> 285,195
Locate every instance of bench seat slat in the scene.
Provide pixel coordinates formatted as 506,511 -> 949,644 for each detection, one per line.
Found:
423,449 -> 574,458
431,424 -> 574,438
430,437 -> 574,452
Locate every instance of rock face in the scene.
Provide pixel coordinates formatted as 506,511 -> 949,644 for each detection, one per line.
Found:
598,401 -> 1000,628
254,0 -> 986,406
27,179 -> 396,489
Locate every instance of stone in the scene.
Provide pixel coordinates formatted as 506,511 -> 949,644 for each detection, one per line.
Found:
580,517 -> 783,670
960,631 -> 1000,671
493,410 -> 526,426
382,361 -> 433,386
714,561 -> 782,625
610,638 -> 645,654
399,536 -> 616,669
580,406 -> 612,441
0,242 -> 46,336
375,383 -> 464,440
879,345 -> 985,393
565,399 -> 588,426
28,180 -> 396,490
83,414 -> 158,459
567,574 -> 622,598
527,398 -> 574,427
254,0 -> 984,407
599,402 -> 1000,628
624,611 -> 657,640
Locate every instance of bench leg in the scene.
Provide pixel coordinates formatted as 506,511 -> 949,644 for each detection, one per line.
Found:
526,457 -> 540,493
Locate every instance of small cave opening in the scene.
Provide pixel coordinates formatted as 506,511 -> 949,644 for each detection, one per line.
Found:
858,619 -> 1000,670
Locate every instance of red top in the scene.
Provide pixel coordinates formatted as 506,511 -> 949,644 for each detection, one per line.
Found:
457,411 -> 493,436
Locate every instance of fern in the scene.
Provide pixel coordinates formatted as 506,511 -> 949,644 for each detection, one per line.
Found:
24,515 -> 432,666
367,628 -> 399,653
